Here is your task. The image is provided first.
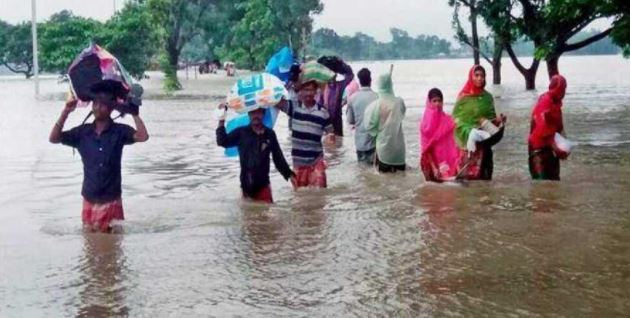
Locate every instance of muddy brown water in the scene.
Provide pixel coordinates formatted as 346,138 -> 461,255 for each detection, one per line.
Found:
1,56 -> 629,317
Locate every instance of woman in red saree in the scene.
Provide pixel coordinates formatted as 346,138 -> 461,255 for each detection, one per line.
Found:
528,75 -> 568,180
419,88 -> 460,182
452,65 -> 507,180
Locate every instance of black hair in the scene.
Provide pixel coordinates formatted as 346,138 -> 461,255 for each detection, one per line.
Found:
299,80 -> 318,90
473,65 -> 486,75
92,91 -> 117,108
428,88 -> 443,101
357,68 -> 372,87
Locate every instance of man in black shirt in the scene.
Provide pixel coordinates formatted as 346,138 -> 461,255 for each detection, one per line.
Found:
49,81 -> 149,232
216,105 -> 295,203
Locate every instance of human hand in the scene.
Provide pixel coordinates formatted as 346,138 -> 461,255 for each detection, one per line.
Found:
552,143 -> 569,160
62,94 -> 78,116
492,113 -> 507,126
326,133 -> 336,144
290,175 -> 298,190
217,102 -> 228,121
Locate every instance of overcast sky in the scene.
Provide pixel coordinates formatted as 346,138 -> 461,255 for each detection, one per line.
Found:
0,0 -> 612,42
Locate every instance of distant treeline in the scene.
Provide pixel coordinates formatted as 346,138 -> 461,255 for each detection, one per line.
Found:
309,28 -> 452,60
308,28 -> 620,61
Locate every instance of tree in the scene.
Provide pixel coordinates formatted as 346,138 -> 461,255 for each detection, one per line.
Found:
309,28 -> 451,61
608,0 -> 630,57
39,10 -> 100,74
265,0 -> 323,57
147,0 -> 220,91
451,0 -> 505,84
100,0 -> 159,79
449,0 -> 482,65
481,0 -> 628,89
0,21 -> 34,78
217,0 -> 323,70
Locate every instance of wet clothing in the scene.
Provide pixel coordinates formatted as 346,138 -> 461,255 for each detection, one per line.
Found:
365,71 -> 407,167
319,62 -> 354,136
529,147 -> 560,180
529,75 -> 566,150
528,75 -> 567,180
82,197 -> 124,232
456,128 -> 504,180
60,120 -> 136,203
377,157 -> 406,173
280,100 -> 333,168
243,185 -> 274,203
216,125 -> 294,197
452,65 -> 502,180
356,149 -> 376,165
420,98 -> 460,182
294,158 -> 327,188
347,87 -> 378,153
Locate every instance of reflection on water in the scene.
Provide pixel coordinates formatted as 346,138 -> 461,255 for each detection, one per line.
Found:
78,234 -> 128,318
1,56 -> 630,316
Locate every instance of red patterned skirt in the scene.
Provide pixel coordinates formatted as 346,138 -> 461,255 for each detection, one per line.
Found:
294,159 -> 327,188
82,198 -> 124,233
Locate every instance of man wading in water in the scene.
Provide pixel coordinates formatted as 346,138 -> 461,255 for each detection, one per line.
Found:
49,80 -> 149,233
216,104 -> 296,203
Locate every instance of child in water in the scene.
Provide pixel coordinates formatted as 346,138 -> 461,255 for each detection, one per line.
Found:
419,88 -> 460,182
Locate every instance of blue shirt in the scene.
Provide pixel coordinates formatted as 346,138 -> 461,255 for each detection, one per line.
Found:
61,120 -> 136,203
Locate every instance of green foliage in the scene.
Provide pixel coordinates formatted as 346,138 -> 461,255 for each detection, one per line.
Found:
611,16 -> 630,57
147,0 -> 222,90
100,1 -> 159,79
0,21 -> 34,78
39,10 -> 100,73
309,28 -> 451,61
216,0 -> 323,70
37,5 -> 158,78
159,53 -> 182,91
479,0 -> 627,58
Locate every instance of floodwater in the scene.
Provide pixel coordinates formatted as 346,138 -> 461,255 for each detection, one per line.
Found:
1,55 -> 629,317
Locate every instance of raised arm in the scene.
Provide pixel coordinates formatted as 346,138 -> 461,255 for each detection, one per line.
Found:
132,115 -> 149,142
215,103 -> 241,148
49,96 -> 77,144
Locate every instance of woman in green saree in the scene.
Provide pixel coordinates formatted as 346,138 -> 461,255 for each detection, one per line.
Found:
452,65 -> 507,180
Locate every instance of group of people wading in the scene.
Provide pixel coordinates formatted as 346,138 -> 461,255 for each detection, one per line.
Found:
214,62 -> 572,204
50,59 -> 571,233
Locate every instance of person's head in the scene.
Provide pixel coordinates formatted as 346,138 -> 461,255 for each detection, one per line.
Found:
299,80 -> 318,106
472,65 -> 486,89
357,68 -> 372,87
548,74 -> 567,101
91,91 -> 116,121
427,88 -> 443,109
248,108 -> 265,126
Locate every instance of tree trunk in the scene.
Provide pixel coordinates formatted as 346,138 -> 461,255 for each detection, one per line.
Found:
491,42 -> 503,85
505,44 -> 541,90
164,43 -> 183,91
546,55 -> 560,79
524,61 -> 540,90
470,0 -> 480,65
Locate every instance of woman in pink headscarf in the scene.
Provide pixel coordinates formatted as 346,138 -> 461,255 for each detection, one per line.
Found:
420,88 -> 460,182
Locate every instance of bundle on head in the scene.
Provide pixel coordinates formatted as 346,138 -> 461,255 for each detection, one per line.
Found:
317,56 -> 344,74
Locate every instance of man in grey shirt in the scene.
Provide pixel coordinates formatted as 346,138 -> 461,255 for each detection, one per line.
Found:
347,68 -> 379,164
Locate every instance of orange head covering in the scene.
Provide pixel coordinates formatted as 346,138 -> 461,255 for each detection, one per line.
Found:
458,65 -> 486,99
